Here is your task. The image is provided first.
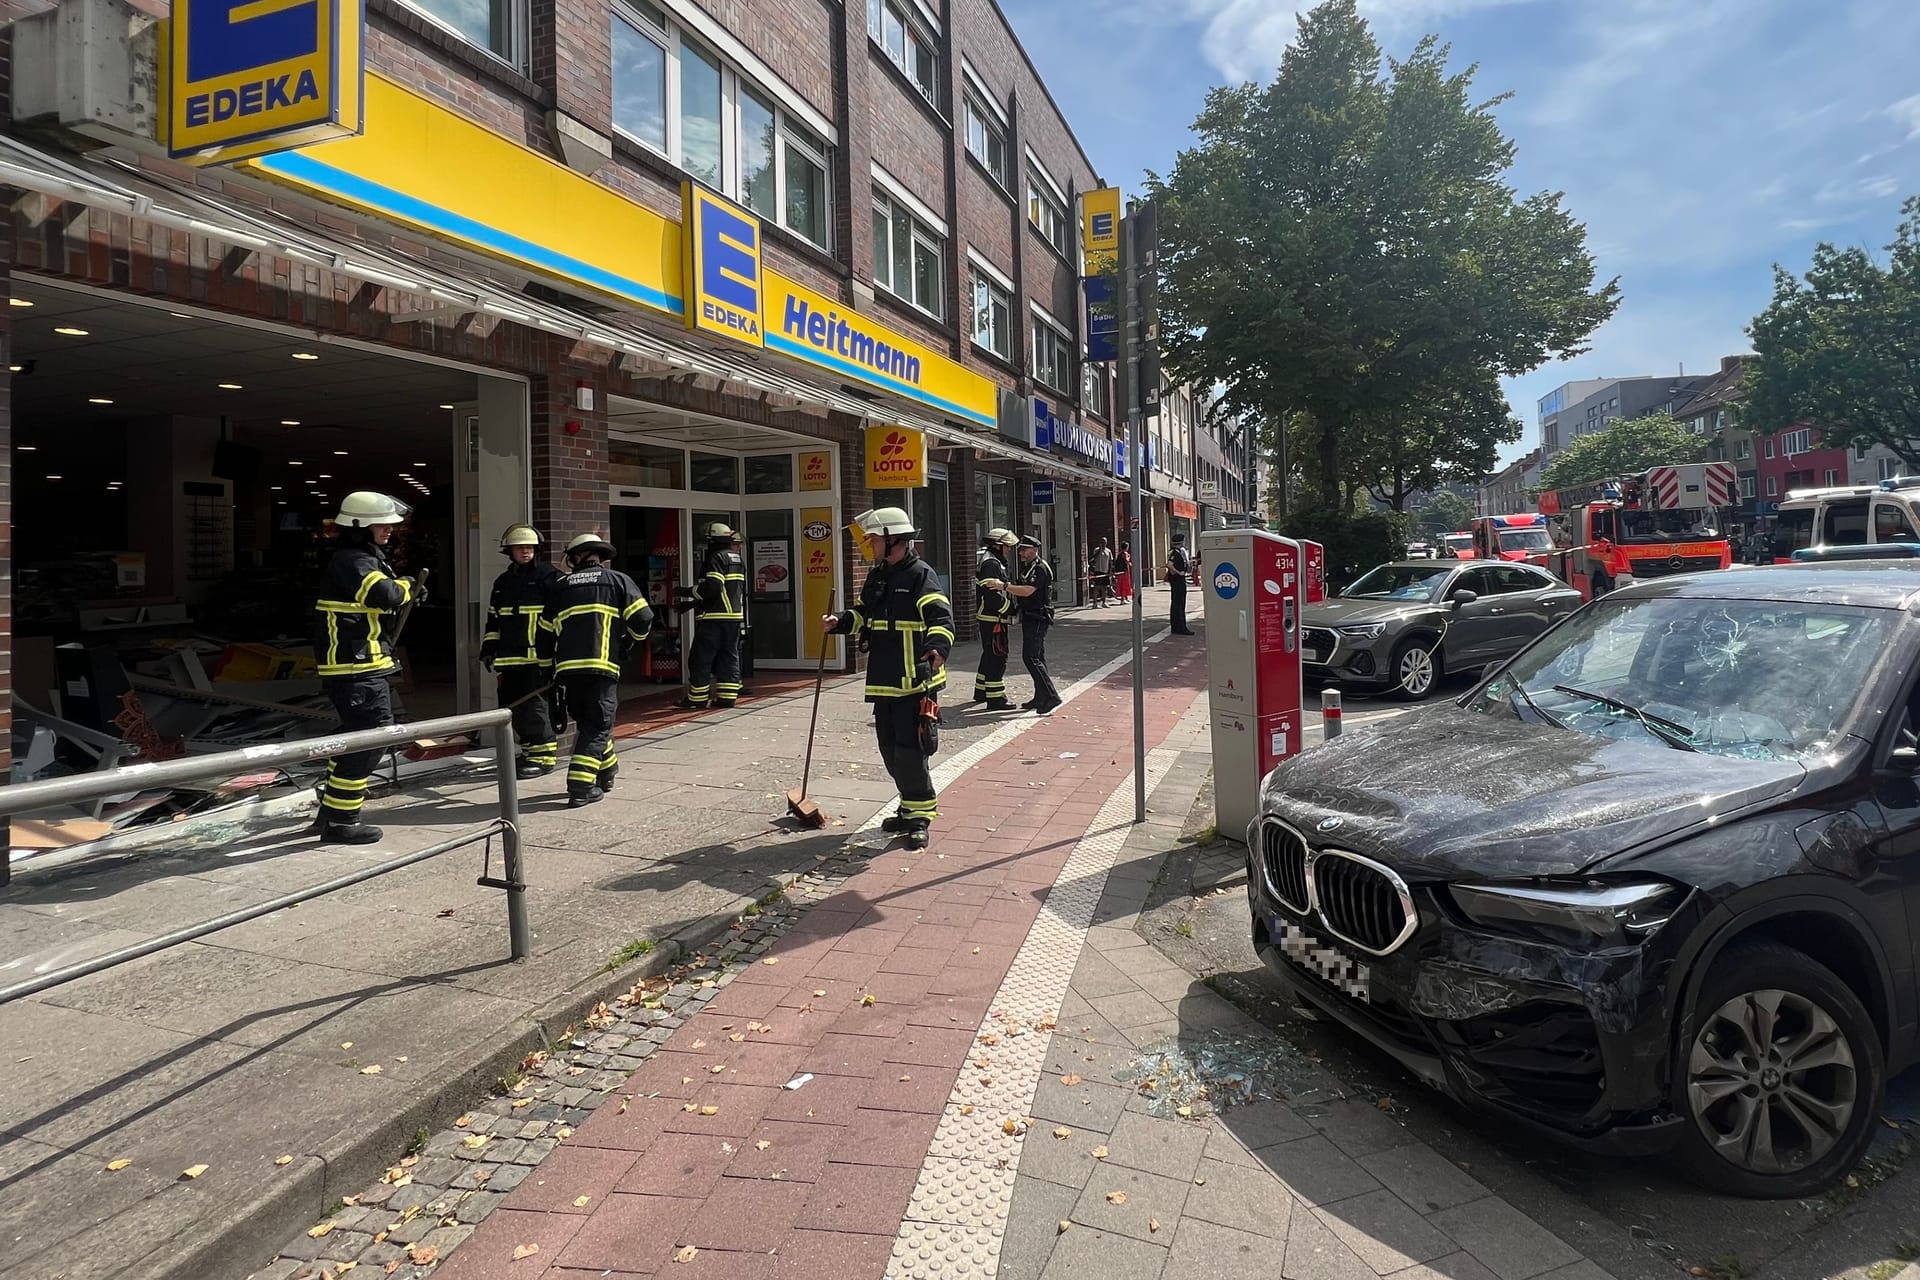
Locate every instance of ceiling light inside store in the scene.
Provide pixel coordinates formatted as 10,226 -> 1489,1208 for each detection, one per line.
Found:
289,460 -> 303,466
9,297 -> 32,307
17,445 -> 35,451
413,461 -> 427,467
319,474 -> 332,479
291,352 -> 319,360
281,419 -> 301,426
218,382 -> 243,390
46,474 -> 62,480
333,450 -> 348,456
53,326 -> 88,336
89,397 -> 113,405
438,403 -> 454,410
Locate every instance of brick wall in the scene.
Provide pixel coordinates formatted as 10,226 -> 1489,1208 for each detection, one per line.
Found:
530,353 -> 610,546
688,0 -> 838,120
541,0 -> 614,136
0,163 -> 11,884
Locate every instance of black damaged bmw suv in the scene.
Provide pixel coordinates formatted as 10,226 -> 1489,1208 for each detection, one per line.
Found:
1250,561 -> 1920,1197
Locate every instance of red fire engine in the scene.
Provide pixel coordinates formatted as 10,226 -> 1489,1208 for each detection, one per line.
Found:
1535,462 -> 1738,600
1470,513 -> 1554,562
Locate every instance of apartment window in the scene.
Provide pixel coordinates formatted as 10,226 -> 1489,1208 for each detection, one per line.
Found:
1766,475 -> 1779,497
612,3 -> 832,249
1765,438 -> 1776,459
1031,310 -> 1070,393
1692,417 -> 1705,435
1856,444 -> 1872,462
1715,410 -> 1727,429
1782,428 -> 1812,455
867,0 -> 938,104
1735,437 -> 1751,460
964,97 -> 1008,185
968,268 -> 1011,359
1027,166 -> 1069,256
1881,456 -> 1904,481
1082,359 -> 1108,420
403,0 -> 524,66
1825,468 -> 1841,486
873,190 -> 944,317
1740,475 -> 1756,499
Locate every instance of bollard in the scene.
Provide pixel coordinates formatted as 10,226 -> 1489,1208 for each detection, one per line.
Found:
1321,688 -> 1342,740
493,721 -> 531,960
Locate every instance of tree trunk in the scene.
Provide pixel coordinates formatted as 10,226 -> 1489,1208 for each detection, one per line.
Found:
1318,422 -> 1340,510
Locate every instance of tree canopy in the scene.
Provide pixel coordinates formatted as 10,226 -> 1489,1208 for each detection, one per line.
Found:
1149,0 -> 1618,511
1536,412 -> 1706,491
1745,195 -> 1920,467
1412,489 -> 1476,537
1352,370 -> 1521,510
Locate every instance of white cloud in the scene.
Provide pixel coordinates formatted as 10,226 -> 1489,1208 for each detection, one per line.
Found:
1167,0 -> 1542,83
1888,94 -> 1920,140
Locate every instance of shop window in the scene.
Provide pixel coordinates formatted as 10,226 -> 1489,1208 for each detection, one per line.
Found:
1027,164 -> 1069,257
875,478 -> 951,590
612,2 -> 833,249
969,268 -> 1011,359
975,473 -> 1014,555
402,0 -> 525,68
867,0 -> 938,105
744,453 -> 795,494
872,190 -> 945,319
611,440 -> 685,488
1031,310 -> 1070,394
690,450 -> 739,494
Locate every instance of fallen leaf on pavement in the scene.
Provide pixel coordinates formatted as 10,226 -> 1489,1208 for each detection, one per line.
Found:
861,994 -> 877,1006
1106,1191 -> 1127,1205
1060,1074 -> 1083,1086
454,1114 -> 472,1128
674,1246 -> 700,1263
1149,1218 -> 1161,1233
1058,1220 -> 1072,1234
360,1064 -> 383,1075
567,1066 -> 588,1077
1176,1105 -> 1193,1119
710,1065 -> 727,1074
755,1141 -> 771,1151
1377,1097 -> 1395,1111
341,1042 -> 353,1051
728,1033 -> 745,1043
690,1040 -> 707,1050
762,958 -> 779,965
1053,1127 -> 1072,1140
700,1105 -> 720,1116
384,1262 -> 401,1275
308,1222 -> 337,1239
618,1096 -> 631,1114
463,1135 -> 490,1149
1002,1118 -> 1018,1135
181,1165 -> 208,1180
971,947 -> 982,955
897,1074 -> 912,1082
408,1244 -> 438,1265
683,1103 -> 699,1113
437,909 -> 455,918
105,1159 -> 132,1172
555,1127 -> 574,1139
974,1057 -> 992,1068
275,1155 -> 294,1167
512,1244 -> 540,1260
573,1196 -> 592,1207
958,1105 -> 975,1115
812,989 -> 827,997
977,1033 -> 1000,1047
1091,1146 -> 1109,1160
511,1098 -> 533,1109
396,1057 -> 408,1064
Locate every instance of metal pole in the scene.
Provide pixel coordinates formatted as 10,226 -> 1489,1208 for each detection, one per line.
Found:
1121,207 -> 1147,824
492,721 -> 531,960
1321,688 -> 1342,740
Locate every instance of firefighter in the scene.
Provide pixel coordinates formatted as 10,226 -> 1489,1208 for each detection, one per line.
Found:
313,491 -> 423,844
970,528 -> 1019,711
822,507 -> 954,850
546,533 -> 653,808
677,522 -> 748,710
481,524 -> 563,779
1008,534 -> 1063,714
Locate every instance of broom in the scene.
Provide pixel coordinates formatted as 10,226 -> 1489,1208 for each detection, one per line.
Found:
785,636 -> 831,829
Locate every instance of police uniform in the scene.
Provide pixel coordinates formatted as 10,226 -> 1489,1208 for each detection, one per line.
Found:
545,536 -> 654,806
684,530 -> 748,708
971,533 -> 1018,710
1015,540 -> 1062,713
482,538 -> 562,777
829,510 -> 954,847
1168,536 -> 1196,634
313,492 -> 418,843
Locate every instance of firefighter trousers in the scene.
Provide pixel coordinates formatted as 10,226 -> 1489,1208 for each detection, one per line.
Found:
320,674 -> 394,823
874,695 -> 937,826
497,665 -> 557,768
688,618 -> 743,705
560,674 -> 619,798
973,623 -> 1010,702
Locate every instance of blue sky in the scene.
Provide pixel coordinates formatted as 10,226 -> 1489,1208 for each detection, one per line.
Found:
999,0 -> 1920,469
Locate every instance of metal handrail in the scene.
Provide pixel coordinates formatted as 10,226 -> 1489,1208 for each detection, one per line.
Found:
0,709 -> 529,1006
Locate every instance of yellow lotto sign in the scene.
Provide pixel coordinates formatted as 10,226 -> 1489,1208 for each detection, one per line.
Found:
865,425 -> 928,488
163,0 -> 365,163
1081,186 -> 1121,269
683,182 -> 763,347
800,507 -> 838,661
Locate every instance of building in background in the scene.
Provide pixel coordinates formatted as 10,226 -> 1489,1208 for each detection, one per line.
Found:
1669,356 -> 1758,542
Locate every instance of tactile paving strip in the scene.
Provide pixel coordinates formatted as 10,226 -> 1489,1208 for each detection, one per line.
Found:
889,745 -> 1179,1277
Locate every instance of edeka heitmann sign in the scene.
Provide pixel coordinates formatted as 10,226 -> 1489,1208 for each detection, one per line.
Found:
250,82 -> 995,426
162,0 -> 365,164
682,182 -> 762,347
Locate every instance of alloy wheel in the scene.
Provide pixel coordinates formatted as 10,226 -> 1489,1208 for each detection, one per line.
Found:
1686,988 -> 1858,1175
1397,647 -> 1434,696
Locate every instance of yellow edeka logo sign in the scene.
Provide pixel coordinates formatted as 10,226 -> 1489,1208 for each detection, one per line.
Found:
682,182 -> 762,347
162,0 -> 365,164
1081,186 -> 1121,270
865,424 -> 927,489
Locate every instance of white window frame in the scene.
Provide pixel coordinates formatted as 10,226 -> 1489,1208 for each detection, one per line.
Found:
1740,475 -> 1756,499
612,1 -> 834,250
1030,305 -> 1070,394
1881,456 -> 1904,481
1081,357 -> 1108,420
1782,427 -> 1812,456
1026,154 -> 1069,257
1766,475 -> 1779,497
872,187 -> 946,319
1735,437 -> 1751,460
1825,468 -> 1841,487
966,250 -> 1013,360
399,0 -> 527,70
867,0 -> 940,106
963,96 -> 1010,187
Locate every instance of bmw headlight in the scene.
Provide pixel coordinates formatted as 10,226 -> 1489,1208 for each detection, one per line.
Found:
1449,879 -> 1682,948
1336,622 -> 1388,640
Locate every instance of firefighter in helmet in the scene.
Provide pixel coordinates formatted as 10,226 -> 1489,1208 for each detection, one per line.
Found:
544,533 -> 653,807
821,507 -> 954,849
481,523 -> 562,778
677,521 -> 748,710
970,528 -> 1020,711
313,491 -> 424,844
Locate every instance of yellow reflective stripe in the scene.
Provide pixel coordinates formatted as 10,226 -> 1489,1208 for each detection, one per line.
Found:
494,656 -> 544,668
316,601 -> 381,614
621,600 -> 648,618
928,627 -> 955,644
554,658 -> 620,675
326,610 -> 340,668
325,775 -> 370,791
916,593 -> 948,612
316,658 -> 394,676
556,604 -> 617,623
523,613 -> 540,650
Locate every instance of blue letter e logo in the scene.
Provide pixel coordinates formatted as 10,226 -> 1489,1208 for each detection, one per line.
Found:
700,202 -> 759,316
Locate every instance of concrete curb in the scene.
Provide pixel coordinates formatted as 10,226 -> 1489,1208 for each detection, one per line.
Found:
142,869 -> 809,1280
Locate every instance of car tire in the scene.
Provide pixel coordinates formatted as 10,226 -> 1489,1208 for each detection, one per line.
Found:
1672,941 -> 1884,1199
1389,636 -> 1440,701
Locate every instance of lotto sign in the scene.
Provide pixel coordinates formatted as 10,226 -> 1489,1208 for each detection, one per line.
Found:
163,0 -> 365,163
799,450 -> 833,492
864,425 -> 927,488
800,505 -> 838,660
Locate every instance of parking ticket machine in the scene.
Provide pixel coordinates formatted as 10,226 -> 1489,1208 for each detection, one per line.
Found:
1199,528 -> 1306,843
1303,541 -> 1326,604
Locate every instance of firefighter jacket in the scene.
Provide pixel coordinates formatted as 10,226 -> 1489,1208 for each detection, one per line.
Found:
694,547 -> 747,621
975,553 -> 1015,624
544,563 -> 654,678
314,540 -> 413,678
831,553 -> 954,701
481,559 -> 561,668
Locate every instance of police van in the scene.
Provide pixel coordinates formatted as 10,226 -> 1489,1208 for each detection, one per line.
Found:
1771,477 -> 1920,562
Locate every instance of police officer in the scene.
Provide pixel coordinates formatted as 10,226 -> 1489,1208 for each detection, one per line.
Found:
546,533 -> 653,808
678,522 -> 747,710
481,524 -> 563,779
823,507 -> 954,849
1167,531 -> 1196,634
313,491 -> 422,844
1009,534 -> 1062,715
970,528 -> 1019,711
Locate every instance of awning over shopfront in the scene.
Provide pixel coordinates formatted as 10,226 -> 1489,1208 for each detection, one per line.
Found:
0,131 -> 1118,492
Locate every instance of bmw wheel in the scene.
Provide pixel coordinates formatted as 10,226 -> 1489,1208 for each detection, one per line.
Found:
1674,942 -> 1883,1198
1390,638 -> 1438,701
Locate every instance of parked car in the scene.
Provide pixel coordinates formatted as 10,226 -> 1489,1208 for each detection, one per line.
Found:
1251,561 -> 1920,1197
1405,541 -> 1435,560
1302,561 -> 1580,700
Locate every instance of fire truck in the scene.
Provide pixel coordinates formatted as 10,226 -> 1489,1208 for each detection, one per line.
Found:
1469,513 -> 1554,561
1534,461 -> 1738,599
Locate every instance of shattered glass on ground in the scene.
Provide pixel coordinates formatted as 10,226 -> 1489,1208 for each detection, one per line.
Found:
1116,1028 -> 1344,1118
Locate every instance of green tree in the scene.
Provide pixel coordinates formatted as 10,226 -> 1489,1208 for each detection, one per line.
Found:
1745,196 -> 1920,468
1151,0 -> 1617,511
1536,412 -> 1706,491
1353,370 -> 1521,510
1412,489 -> 1476,536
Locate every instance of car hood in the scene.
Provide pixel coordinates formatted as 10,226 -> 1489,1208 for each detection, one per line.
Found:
1260,703 -> 1810,880
1304,597 -> 1434,627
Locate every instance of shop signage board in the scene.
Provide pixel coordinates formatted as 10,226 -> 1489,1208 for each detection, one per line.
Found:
682,182 -> 762,347
1032,480 -> 1056,507
751,539 -> 791,597
800,508 -> 838,662
1080,187 -> 1121,363
798,450 -> 833,492
865,425 -> 928,488
164,0 -> 366,163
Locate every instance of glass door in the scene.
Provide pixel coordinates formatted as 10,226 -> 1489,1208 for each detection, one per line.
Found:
610,503 -> 684,683
744,510 -> 798,662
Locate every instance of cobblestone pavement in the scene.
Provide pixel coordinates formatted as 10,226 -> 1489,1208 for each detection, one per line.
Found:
239,632 -> 1622,1280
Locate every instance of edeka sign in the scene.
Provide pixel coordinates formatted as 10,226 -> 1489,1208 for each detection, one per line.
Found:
163,0 -> 364,164
683,183 -> 761,347
865,425 -> 928,488
1081,187 -> 1121,268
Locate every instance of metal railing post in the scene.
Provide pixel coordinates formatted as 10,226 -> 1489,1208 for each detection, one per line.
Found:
1321,688 -> 1342,740
492,721 -> 530,960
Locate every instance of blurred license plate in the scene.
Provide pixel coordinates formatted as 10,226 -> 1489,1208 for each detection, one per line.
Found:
1303,647 -> 1325,664
1273,920 -> 1370,1003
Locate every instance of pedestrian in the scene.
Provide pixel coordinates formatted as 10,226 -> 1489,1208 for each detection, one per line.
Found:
547,533 -> 653,808
1114,541 -> 1133,602
312,491 -> 423,845
1008,534 -> 1063,715
1166,531 -> 1196,635
970,528 -> 1020,711
1088,536 -> 1114,607
823,507 -> 953,850
677,522 -> 747,709
481,523 -> 563,779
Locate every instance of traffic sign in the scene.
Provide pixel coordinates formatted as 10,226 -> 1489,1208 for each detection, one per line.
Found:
1032,480 -> 1056,506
